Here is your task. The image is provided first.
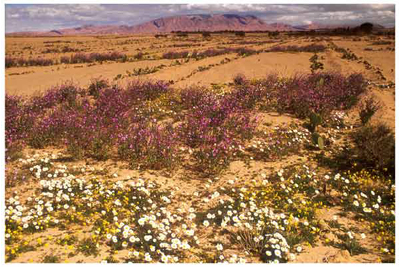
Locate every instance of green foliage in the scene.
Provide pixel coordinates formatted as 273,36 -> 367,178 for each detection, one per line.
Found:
43,254 -> 61,263
335,233 -> 367,256
309,112 -> 323,132
77,237 -> 99,257
317,136 -> 325,150
311,132 -> 324,150
309,53 -> 324,73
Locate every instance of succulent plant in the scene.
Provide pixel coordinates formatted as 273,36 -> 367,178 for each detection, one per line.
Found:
311,132 -> 324,150
309,112 -> 323,132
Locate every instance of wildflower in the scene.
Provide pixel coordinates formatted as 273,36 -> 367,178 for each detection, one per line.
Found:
363,207 -> 372,213
161,254 -> 168,263
203,220 -> 210,227
144,253 -> 152,262
347,231 -> 354,239
216,243 -> 223,251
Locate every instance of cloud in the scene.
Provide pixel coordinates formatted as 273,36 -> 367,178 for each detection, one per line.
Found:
5,4 -> 395,33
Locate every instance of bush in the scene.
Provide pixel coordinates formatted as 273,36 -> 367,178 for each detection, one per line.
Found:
309,53 -> 324,73
5,56 -> 54,68
275,72 -> 366,118
162,51 -> 189,59
88,78 -> 109,98
202,32 -> 211,38
61,52 -> 127,64
5,95 -> 35,160
30,82 -> 81,111
118,122 -> 179,170
235,47 -> 257,57
233,73 -> 247,86
352,123 -> 395,174
359,97 -> 380,124
270,44 -> 326,53
125,80 -> 170,102
179,86 -> 213,110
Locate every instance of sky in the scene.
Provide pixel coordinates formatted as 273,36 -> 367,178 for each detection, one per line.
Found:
5,4 -> 395,33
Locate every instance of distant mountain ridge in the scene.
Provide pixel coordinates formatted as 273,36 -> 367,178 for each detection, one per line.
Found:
6,13 -> 384,36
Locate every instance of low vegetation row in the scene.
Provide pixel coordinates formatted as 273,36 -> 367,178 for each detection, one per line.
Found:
6,44 -> 328,69
5,52 -> 128,68
7,71 -> 392,177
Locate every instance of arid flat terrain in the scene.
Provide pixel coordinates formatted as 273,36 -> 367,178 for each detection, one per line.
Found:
5,32 -> 395,263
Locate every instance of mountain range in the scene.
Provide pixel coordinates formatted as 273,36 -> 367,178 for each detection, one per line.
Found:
6,14 -> 384,36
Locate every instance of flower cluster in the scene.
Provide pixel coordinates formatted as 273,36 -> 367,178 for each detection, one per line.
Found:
6,154 -> 200,263
247,123 -> 310,161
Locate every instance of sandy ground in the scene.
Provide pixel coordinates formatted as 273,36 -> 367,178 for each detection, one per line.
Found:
5,34 -> 395,263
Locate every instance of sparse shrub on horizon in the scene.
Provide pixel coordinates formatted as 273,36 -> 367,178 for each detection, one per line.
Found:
133,51 -> 144,60
6,52 -> 128,68
162,50 -> 190,59
162,47 -> 258,60
235,47 -> 257,57
62,51 -> 128,64
371,40 -> 392,45
269,44 -> 326,53
202,32 -> 211,38
5,56 -> 53,68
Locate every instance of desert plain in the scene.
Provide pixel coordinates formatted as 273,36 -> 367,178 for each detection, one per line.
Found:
4,31 -> 396,263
